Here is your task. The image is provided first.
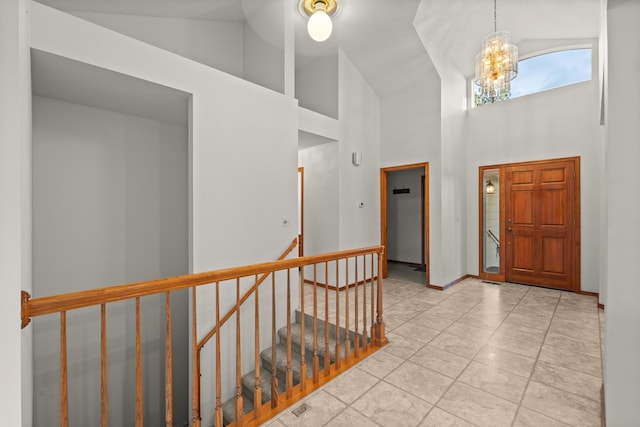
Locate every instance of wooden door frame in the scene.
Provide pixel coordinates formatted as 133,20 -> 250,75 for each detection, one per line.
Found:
380,163 -> 430,286
298,167 -> 304,257
478,156 -> 581,292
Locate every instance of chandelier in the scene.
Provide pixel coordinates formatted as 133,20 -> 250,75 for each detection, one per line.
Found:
474,0 -> 518,105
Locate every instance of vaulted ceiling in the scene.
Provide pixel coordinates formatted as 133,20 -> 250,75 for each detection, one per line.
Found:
35,0 -> 600,100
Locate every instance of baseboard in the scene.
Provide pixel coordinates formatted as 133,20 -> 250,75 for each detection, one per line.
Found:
429,274 -> 478,291
387,259 -> 424,268
578,290 -> 599,297
576,289 -> 604,309
303,277 -> 378,292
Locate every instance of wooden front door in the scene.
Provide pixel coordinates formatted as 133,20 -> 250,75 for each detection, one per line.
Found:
505,160 -> 576,290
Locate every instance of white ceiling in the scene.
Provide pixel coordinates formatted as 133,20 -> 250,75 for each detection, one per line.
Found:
415,0 -> 600,78
34,0 -> 600,106
33,0 -> 247,21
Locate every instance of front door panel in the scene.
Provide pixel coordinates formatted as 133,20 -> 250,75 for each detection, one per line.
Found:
505,160 -> 575,290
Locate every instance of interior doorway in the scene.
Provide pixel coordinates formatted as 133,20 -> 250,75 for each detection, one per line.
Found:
479,157 -> 580,291
380,163 -> 429,286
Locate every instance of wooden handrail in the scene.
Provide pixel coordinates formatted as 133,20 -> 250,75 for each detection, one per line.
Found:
22,242 -> 383,327
25,242 -> 387,427
197,237 -> 298,351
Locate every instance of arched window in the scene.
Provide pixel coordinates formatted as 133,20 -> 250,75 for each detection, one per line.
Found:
473,47 -> 592,107
510,48 -> 592,99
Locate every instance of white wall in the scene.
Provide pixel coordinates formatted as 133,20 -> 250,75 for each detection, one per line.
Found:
70,9 -> 290,95
380,79 -> 441,284
298,140 -> 339,257
414,6 -> 469,287
598,0 -> 608,308
243,22 -> 284,94
71,11 -> 244,79
295,50 -> 381,288
386,168 -> 424,264
380,81 -> 440,169
298,139 -> 339,284
299,107 -> 340,141
604,1 -> 640,424
0,0 -> 31,425
30,3 -> 299,426
32,96 -> 189,290
296,54 -> 339,119
465,40 -> 604,293
437,66 -> 468,287
338,50 -> 380,252
32,95 -> 189,426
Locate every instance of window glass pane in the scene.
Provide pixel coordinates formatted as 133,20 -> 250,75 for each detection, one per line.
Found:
510,48 -> 592,99
483,170 -> 500,274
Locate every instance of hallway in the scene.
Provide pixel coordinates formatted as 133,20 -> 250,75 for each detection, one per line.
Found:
387,260 -> 427,286
265,278 -> 603,426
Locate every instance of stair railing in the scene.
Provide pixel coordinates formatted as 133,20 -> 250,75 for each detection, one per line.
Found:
21,243 -> 386,427
196,237 -> 298,353
194,237 -> 298,425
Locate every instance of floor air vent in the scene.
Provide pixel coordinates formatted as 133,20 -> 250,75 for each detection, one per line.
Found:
292,403 -> 310,417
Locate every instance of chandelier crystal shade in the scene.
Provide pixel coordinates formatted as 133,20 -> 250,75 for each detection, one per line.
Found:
474,0 -> 518,104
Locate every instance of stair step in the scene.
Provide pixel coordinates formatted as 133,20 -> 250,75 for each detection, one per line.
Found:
241,368 -> 286,405
221,395 -> 254,426
277,322 -> 351,364
220,311 -> 370,426
295,310 -> 357,342
260,344 -> 313,388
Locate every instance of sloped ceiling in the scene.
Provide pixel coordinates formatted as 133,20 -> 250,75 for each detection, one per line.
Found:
415,0 -> 600,78
35,0 -> 600,99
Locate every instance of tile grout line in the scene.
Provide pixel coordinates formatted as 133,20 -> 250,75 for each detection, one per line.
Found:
350,279 -> 486,426
511,286 -> 564,427
512,291 -> 603,427
281,280 -> 602,427
413,279 -> 530,426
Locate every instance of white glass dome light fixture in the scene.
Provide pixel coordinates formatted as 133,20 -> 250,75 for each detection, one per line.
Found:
301,0 -> 339,42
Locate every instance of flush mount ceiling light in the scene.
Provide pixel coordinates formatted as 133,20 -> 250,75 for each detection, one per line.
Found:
300,0 -> 339,42
474,0 -> 518,105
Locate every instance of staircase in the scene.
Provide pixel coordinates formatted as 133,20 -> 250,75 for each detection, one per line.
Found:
221,310 -> 359,426
21,243 -> 386,427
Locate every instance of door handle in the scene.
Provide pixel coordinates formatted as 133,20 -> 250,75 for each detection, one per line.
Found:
507,227 -> 512,232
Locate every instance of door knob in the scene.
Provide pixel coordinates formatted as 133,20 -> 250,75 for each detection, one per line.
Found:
507,227 -> 512,232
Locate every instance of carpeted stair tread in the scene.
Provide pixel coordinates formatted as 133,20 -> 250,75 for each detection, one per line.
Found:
220,311 -> 361,426
221,395 -> 254,426
295,311 -> 356,342
277,322 -> 351,363
241,368 -> 286,405
260,343 -> 313,387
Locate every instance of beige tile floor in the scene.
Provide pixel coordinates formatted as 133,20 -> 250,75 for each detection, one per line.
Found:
264,277 -> 604,427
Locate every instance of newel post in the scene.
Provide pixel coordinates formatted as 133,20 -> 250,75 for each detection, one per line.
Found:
373,250 -> 387,346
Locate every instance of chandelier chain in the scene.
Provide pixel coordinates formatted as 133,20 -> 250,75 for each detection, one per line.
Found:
494,0 -> 497,32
